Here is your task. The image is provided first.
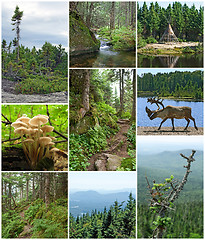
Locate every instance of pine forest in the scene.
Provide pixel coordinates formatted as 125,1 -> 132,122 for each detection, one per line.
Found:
2,5 -> 68,96
2,172 -> 68,238
70,193 -> 136,239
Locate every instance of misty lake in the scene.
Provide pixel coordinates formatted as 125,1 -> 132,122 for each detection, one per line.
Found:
138,97 -> 203,128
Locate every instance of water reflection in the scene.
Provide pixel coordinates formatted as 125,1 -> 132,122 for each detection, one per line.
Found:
138,53 -> 203,68
159,56 -> 179,68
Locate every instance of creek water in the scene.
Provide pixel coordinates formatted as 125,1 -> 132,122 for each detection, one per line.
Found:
138,53 -> 203,68
70,35 -> 136,68
138,97 -> 203,127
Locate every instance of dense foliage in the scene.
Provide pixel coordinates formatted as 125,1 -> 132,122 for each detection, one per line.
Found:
137,2 -> 204,45
137,2 -> 204,47
2,173 -> 68,238
137,70 -> 203,99
70,193 -> 136,239
72,2 -> 136,51
138,202 -> 203,238
69,69 -> 136,171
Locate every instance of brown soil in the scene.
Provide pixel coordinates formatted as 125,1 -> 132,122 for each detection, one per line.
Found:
138,126 -> 203,135
19,206 -> 33,238
87,120 -> 131,171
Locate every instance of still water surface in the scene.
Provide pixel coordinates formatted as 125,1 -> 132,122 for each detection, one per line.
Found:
138,54 -> 203,68
138,97 -> 203,127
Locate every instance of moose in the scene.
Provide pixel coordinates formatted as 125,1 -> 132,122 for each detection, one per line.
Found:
145,97 -> 198,131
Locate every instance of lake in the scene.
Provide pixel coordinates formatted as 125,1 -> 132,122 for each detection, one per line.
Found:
137,97 -> 203,128
70,36 -> 136,68
137,54 -> 203,68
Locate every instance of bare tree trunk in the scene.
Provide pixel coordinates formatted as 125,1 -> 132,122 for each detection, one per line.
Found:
32,174 -> 35,200
45,173 -> 50,207
82,69 -> 90,114
26,176 -> 29,201
53,173 -> 56,200
131,69 -> 136,121
86,2 -> 94,28
110,2 -> 115,29
131,2 -> 135,28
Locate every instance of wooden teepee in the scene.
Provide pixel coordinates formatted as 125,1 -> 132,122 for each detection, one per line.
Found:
159,23 -> 178,43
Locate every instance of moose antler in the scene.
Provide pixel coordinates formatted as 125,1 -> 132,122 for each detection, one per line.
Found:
147,97 -> 164,110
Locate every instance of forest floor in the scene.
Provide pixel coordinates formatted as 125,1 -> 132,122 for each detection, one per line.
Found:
87,119 -> 130,171
18,206 -> 32,238
138,126 -> 203,135
2,78 -> 67,103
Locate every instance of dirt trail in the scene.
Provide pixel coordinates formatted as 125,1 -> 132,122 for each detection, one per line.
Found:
18,206 -> 33,238
87,119 -> 131,171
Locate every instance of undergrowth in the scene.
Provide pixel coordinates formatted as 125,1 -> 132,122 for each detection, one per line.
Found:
69,102 -> 119,171
2,198 -> 68,239
15,75 -> 67,94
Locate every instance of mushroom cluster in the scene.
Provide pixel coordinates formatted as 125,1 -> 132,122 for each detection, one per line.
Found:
11,114 -> 56,169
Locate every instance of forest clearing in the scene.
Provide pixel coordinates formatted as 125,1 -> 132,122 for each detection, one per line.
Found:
2,105 -> 68,171
137,2 -> 203,67
70,69 -> 136,171
2,172 -> 68,238
2,4 -> 68,101
70,2 -> 136,67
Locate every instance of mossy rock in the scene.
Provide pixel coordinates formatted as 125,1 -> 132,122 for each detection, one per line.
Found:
106,154 -> 123,171
69,10 -> 100,56
70,115 -> 95,135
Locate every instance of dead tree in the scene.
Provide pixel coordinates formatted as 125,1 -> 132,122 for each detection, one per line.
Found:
146,150 -> 196,238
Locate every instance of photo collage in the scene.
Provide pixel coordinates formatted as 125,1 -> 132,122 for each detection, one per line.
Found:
1,0 -> 204,239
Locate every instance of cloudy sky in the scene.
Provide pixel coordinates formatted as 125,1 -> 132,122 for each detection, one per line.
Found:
69,172 -> 136,191
138,136 -> 204,155
2,1 -> 68,50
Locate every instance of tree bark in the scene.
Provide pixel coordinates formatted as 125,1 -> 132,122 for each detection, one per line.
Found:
82,69 -> 90,115
131,69 -> 136,121
45,173 -> 50,207
110,2 -> 115,29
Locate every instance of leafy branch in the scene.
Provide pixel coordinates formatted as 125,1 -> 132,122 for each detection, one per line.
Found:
146,150 -> 196,238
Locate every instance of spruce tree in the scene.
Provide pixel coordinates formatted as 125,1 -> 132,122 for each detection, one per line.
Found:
11,6 -> 23,63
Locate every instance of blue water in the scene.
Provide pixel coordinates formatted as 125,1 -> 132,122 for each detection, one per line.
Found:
137,97 -> 203,128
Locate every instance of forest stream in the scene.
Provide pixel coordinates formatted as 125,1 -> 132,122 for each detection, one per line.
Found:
70,36 -> 136,68
87,119 -> 131,171
2,79 -> 68,103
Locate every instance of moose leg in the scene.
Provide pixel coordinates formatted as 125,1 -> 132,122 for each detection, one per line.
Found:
171,118 -> 175,131
184,117 -> 190,130
189,116 -> 198,130
158,117 -> 168,130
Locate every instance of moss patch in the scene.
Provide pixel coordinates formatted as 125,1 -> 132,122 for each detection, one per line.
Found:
69,11 -> 100,56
